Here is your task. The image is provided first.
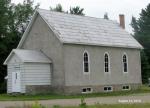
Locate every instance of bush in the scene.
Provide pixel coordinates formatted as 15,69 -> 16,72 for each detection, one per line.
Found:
0,80 -> 7,93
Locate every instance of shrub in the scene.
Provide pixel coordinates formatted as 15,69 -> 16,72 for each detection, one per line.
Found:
0,80 -> 7,93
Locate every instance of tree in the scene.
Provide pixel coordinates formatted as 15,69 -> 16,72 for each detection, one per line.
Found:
13,0 -> 39,33
104,12 -> 109,20
49,4 -> 85,16
0,0 -> 10,39
0,0 -> 12,93
0,0 -> 38,93
131,3 -> 150,83
131,16 -> 139,34
141,51 -> 150,83
50,4 -> 64,12
69,6 -> 84,15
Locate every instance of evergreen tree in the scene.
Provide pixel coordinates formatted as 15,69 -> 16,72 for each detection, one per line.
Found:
50,4 -> 64,12
69,6 -> 84,15
104,13 -> 109,20
141,51 -> 150,83
131,3 -> 150,83
50,4 -> 85,16
131,16 -> 139,34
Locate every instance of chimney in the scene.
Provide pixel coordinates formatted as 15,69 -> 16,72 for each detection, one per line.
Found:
27,0 -> 31,3
119,14 -> 125,29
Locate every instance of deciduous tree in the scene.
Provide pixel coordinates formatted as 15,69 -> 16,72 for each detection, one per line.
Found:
0,0 -> 38,93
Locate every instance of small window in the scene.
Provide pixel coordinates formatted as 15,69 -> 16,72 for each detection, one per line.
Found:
82,87 -> 92,93
104,87 -> 107,91
82,88 -> 86,93
108,87 -> 112,91
83,51 -> 90,73
104,86 -> 113,92
87,88 -> 91,91
104,53 -> 110,73
122,85 -> 130,90
123,54 -> 128,73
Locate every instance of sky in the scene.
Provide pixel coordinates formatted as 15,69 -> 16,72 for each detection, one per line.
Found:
12,0 -> 150,33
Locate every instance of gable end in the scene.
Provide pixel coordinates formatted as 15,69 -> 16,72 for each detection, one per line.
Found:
17,10 -> 63,48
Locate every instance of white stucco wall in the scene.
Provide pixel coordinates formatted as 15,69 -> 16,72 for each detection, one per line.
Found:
21,14 -> 64,87
63,44 -> 142,86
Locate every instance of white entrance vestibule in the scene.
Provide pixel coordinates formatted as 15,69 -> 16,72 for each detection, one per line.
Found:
4,49 -> 52,93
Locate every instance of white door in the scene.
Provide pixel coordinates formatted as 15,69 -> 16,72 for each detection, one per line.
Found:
12,71 -> 21,92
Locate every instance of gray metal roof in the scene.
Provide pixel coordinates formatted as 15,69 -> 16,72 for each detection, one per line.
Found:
37,9 -> 142,49
4,49 -> 51,64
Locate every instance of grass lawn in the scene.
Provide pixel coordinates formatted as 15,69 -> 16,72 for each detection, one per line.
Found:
6,103 -> 150,108
64,103 -> 150,108
0,85 -> 150,101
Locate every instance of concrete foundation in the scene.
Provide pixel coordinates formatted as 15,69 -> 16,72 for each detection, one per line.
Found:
26,83 -> 141,94
63,83 -> 141,94
26,85 -> 52,94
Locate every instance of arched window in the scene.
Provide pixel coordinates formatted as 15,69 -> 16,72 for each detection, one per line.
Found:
104,53 -> 110,72
123,54 -> 128,72
83,51 -> 89,73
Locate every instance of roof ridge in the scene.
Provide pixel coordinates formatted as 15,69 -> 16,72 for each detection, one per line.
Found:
17,8 -> 142,50
37,8 -> 143,49
37,8 -> 118,24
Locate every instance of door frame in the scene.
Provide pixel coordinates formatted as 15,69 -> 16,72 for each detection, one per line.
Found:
12,70 -> 21,92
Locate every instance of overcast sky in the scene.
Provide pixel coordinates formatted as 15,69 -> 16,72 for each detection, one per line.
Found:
12,0 -> 150,33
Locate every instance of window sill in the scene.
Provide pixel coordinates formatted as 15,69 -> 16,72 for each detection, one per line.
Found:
83,72 -> 90,75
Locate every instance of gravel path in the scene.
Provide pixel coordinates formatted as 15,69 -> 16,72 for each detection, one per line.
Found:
0,93 -> 150,108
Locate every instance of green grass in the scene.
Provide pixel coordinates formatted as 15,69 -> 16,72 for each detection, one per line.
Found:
6,103 -> 150,108
65,103 -> 150,108
1,85 -> 150,101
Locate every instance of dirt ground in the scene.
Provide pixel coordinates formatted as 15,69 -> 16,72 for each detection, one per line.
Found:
0,93 -> 150,108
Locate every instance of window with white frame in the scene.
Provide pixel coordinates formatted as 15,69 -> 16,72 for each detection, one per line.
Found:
83,51 -> 89,73
123,54 -> 128,72
122,85 -> 130,90
104,86 -> 113,92
104,53 -> 110,72
82,87 -> 92,93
